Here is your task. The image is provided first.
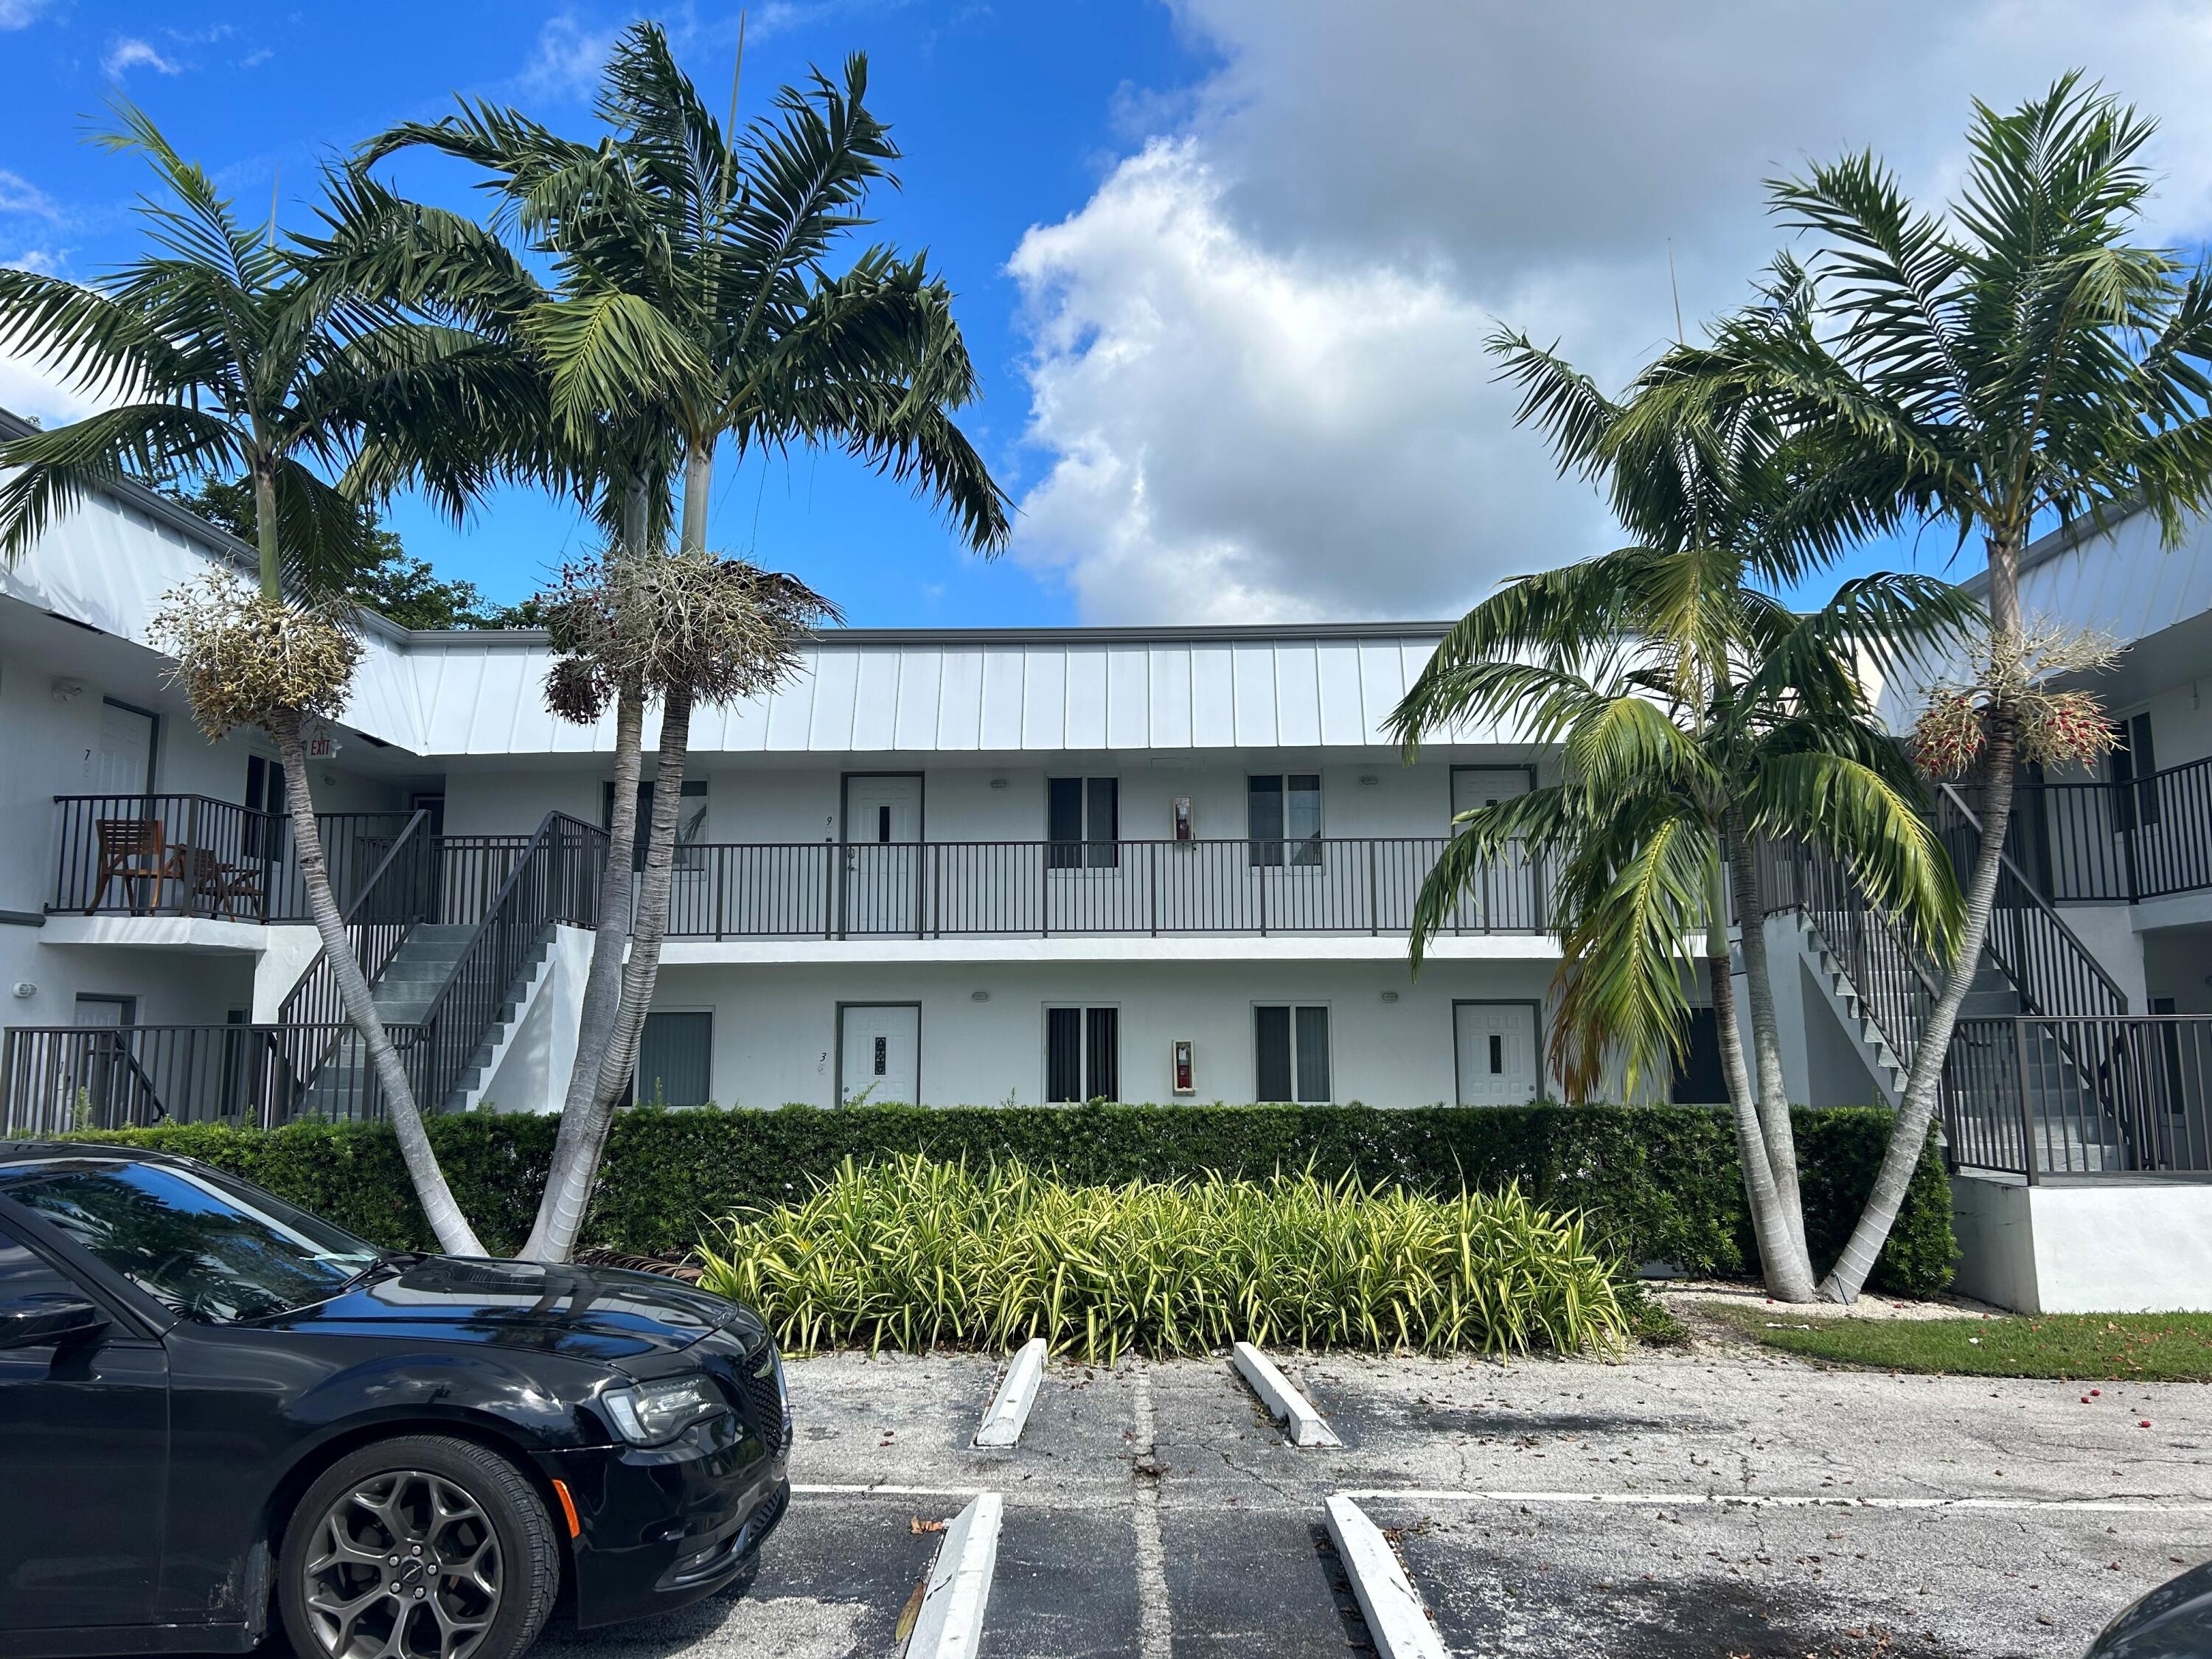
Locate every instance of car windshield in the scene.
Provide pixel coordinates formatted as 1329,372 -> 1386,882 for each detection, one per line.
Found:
0,1158 -> 389,1324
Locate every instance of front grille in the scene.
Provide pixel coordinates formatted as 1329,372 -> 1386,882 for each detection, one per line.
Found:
740,1357 -> 788,1453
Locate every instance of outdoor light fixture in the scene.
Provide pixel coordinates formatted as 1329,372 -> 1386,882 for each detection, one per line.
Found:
989,776 -> 1009,790
971,990 -> 990,1001
49,677 -> 83,702
1380,990 -> 1399,1003
1358,773 -> 1379,786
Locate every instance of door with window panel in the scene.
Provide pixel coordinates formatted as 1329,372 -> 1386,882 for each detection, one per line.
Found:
841,775 -> 923,936
1449,767 -> 1537,931
1455,1001 -> 1539,1106
839,1004 -> 919,1105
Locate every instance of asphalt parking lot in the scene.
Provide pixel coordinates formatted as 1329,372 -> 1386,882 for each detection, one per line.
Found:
110,1337 -> 2200,1658
509,1340 -> 2212,1659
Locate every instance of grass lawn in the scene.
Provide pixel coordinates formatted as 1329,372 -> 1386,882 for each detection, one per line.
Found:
1700,1301 -> 2212,1381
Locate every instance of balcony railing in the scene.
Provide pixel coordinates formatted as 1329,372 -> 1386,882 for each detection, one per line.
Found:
51,797 -> 540,927
0,1020 -> 407,1135
658,836 -> 1549,939
52,796 -> 417,922
1943,1015 -> 2212,1178
1956,753 -> 2212,902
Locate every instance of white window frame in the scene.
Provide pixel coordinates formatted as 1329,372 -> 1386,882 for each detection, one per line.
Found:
1252,1001 -> 1332,1103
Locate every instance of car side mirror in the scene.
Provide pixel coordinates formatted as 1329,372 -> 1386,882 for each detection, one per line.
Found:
0,1295 -> 108,1350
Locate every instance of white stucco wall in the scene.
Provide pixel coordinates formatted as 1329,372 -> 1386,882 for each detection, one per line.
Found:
650,956 -> 1561,1109
1952,1175 -> 2212,1312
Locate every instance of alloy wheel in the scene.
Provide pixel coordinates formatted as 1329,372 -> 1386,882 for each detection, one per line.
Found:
299,1468 -> 504,1659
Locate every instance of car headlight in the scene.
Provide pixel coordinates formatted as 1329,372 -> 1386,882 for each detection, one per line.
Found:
602,1375 -> 727,1447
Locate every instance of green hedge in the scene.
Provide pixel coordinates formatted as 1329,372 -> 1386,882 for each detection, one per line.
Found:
65,1102 -> 1954,1295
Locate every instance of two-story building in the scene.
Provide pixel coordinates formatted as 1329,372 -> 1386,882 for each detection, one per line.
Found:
2,408 -> 2205,1312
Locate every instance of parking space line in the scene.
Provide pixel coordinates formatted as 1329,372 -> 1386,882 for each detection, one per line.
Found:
1130,1359 -> 1174,1659
1231,1341 -> 1342,1447
796,1482 -> 994,1498
1324,1495 -> 1448,1659
905,1492 -> 1004,1659
1335,1488 -> 2212,1513
974,1337 -> 1048,1448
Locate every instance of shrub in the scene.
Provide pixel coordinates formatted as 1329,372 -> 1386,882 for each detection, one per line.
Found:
696,1153 -> 1628,1363
67,1100 -> 1954,1296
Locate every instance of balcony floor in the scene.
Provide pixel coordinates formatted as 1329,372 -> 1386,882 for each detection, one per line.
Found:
656,932 -> 1560,965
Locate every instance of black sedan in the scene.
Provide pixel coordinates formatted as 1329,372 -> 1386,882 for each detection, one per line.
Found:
0,1141 -> 790,1659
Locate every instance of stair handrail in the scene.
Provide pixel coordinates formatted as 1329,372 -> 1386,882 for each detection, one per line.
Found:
1759,836 -> 1941,1070
1934,782 -> 2128,1016
406,811 -> 608,1114
278,807 -> 434,1026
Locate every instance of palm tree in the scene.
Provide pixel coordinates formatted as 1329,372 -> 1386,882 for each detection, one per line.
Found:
1717,74 -> 2212,1300
1389,326 -> 1970,1299
0,109 -> 498,1253
367,24 -> 1012,1260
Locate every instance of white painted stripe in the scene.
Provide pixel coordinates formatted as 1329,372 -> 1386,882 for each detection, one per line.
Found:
794,1483 -> 992,1498
1231,1342 -> 1342,1447
974,1338 -> 1048,1448
905,1492 -> 1004,1659
1325,1496 -> 1447,1659
1335,1488 -> 2212,1514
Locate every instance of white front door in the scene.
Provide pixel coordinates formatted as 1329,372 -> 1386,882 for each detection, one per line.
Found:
1450,767 -> 1534,928
842,775 -> 923,935
1456,1002 -> 1539,1106
840,1004 -> 919,1105
94,702 -> 156,798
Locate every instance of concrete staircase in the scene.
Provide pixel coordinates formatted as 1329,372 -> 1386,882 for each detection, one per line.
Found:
1785,911 -> 2124,1172
293,924 -> 553,1117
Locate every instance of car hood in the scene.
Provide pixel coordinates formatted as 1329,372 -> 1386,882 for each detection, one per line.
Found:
262,1256 -> 767,1368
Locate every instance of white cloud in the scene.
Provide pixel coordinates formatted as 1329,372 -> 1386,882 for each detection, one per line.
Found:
0,251 -> 143,429
517,12 -> 622,100
0,169 -> 59,220
102,37 -> 182,78
1010,0 -> 2212,622
0,0 -> 54,29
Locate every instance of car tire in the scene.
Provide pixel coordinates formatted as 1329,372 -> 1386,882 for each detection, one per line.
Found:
278,1433 -> 560,1659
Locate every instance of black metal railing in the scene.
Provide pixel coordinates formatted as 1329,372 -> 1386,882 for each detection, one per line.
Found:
662,836 -> 1548,939
406,813 -> 607,1114
52,795 -> 417,922
1943,1015 -> 2212,1178
1935,785 -> 2129,1020
1957,753 -> 2212,902
0,1021 -> 408,1134
278,811 -> 438,1032
1758,838 -> 1941,1071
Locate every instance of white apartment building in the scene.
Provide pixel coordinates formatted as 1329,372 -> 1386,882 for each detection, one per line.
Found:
1,411 -> 2205,1311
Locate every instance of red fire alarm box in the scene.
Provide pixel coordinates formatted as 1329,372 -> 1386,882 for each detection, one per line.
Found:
1172,1039 -> 1195,1094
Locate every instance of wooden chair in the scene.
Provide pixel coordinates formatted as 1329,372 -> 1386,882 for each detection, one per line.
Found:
86,818 -> 170,915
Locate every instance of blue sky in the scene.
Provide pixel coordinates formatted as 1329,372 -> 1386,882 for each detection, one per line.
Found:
0,2 -> 1203,625
6,4 -> 2212,627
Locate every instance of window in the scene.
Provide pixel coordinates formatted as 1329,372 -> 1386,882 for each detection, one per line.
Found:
605,779 -> 709,871
1248,774 -> 1322,867
0,1226 -> 80,1310
1254,1005 -> 1330,1102
1046,1006 -> 1119,1102
1048,777 -> 1119,869
0,1158 -> 384,1324
2111,712 -> 2160,830
634,1012 -> 712,1108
